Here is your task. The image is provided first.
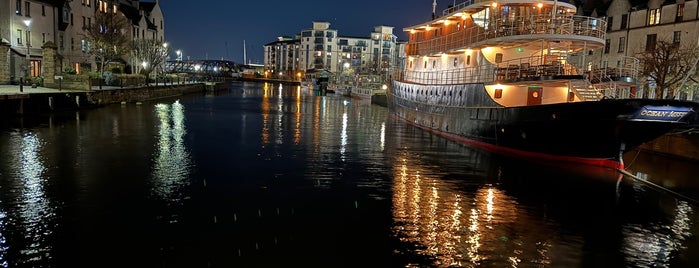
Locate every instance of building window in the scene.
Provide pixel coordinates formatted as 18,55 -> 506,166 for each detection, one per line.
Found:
677,4 -> 684,22
59,34 -> 64,49
16,0 -> 21,15
25,1 -> 30,17
648,9 -> 660,25
30,60 -> 40,77
70,13 -> 73,25
71,38 -> 74,50
42,33 -> 46,44
494,89 -> 503,98
621,14 -> 628,29
466,55 -> 471,65
604,39 -> 610,54
17,29 -> 22,44
646,34 -> 657,52
42,5 -> 45,16
673,31 -> 681,45
618,37 -> 625,53
62,6 -> 68,23
82,16 -> 86,29
606,16 -> 613,31
81,39 -> 86,52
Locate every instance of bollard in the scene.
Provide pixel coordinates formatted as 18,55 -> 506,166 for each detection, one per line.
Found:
19,77 -> 23,92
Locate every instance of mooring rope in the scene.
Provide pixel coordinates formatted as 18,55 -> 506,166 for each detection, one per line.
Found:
617,168 -> 699,205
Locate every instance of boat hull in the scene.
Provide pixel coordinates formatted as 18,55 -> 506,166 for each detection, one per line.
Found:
390,81 -> 699,168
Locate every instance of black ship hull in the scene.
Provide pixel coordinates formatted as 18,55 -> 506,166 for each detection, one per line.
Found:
390,81 -> 699,168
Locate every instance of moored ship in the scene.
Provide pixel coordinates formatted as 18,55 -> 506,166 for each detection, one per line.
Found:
389,0 -> 699,168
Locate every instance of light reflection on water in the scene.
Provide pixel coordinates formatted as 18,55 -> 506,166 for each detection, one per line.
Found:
388,133 -> 697,267
151,100 -> 192,216
0,132 -> 55,266
0,82 -> 697,267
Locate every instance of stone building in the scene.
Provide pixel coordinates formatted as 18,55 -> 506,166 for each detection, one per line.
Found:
0,0 -> 165,85
587,0 -> 699,100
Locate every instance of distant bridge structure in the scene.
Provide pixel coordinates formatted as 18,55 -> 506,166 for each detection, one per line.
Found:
165,60 -> 244,78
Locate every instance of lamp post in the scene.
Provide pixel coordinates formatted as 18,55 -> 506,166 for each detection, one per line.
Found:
176,50 -> 182,61
142,61 -> 148,85
21,19 -> 31,92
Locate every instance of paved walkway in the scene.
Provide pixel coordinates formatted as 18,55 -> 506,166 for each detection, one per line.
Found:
0,84 -> 85,96
1,81 -> 217,97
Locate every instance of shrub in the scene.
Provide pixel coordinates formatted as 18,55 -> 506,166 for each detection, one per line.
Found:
63,67 -> 77,74
110,67 -> 123,74
103,72 -> 120,86
33,76 -> 44,86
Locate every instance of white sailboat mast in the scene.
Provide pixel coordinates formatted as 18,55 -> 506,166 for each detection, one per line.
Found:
243,40 -> 247,64
432,0 -> 437,19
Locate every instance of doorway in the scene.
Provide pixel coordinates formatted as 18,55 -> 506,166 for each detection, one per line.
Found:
527,87 -> 542,105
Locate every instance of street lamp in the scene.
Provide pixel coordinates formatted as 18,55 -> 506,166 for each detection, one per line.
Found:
176,50 -> 182,61
142,61 -> 148,85
20,19 -> 31,92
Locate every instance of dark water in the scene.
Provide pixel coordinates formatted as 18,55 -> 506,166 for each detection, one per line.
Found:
1,81 -> 698,267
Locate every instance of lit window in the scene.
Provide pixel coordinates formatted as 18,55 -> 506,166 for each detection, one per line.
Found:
648,9 -> 660,25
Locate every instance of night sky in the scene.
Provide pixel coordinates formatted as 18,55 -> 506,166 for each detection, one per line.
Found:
161,0 -> 454,64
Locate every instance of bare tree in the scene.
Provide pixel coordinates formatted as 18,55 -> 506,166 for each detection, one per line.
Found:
132,39 -> 171,85
636,39 -> 699,99
83,10 -> 130,78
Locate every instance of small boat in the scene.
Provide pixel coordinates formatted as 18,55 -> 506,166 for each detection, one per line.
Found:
389,0 -> 699,168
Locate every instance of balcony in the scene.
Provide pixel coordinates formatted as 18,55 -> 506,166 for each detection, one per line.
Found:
406,14 -> 606,56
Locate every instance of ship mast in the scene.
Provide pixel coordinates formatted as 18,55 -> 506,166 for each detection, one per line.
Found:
432,0 -> 437,19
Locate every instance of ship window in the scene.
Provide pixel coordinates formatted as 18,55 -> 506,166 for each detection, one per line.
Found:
495,53 -> 503,63
453,58 -> 458,67
424,61 -> 427,68
494,89 -> 503,98
432,61 -> 436,68
459,91 -> 463,97
467,55 -> 471,65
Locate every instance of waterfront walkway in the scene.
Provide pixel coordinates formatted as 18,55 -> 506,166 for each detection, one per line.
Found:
0,84 -> 85,96
0,81 -> 204,97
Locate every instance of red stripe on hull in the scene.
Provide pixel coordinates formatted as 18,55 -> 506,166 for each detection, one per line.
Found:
390,114 -> 624,170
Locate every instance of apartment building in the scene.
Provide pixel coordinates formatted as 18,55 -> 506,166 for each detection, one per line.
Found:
263,21 -> 402,80
588,0 -> 699,99
0,0 -> 164,84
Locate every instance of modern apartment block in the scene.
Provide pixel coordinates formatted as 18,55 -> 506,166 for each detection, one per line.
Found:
587,0 -> 699,100
0,0 -> 164,84
264,21 -> 403,80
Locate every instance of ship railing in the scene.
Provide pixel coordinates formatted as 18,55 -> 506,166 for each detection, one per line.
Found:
493,55 -> 581,80
395,64 -> 499,85
586,56 -> 640,84
396,54 -> 590,85
406,14 -> 605,56
440,0 -> 476,17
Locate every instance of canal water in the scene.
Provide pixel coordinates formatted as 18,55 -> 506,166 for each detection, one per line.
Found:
1,81 -> 698,267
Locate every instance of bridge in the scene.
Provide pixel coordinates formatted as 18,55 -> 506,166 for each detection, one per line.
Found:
165,60 -> 245,78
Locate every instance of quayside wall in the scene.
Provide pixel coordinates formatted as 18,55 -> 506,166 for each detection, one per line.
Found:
0,82 -> 227,116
